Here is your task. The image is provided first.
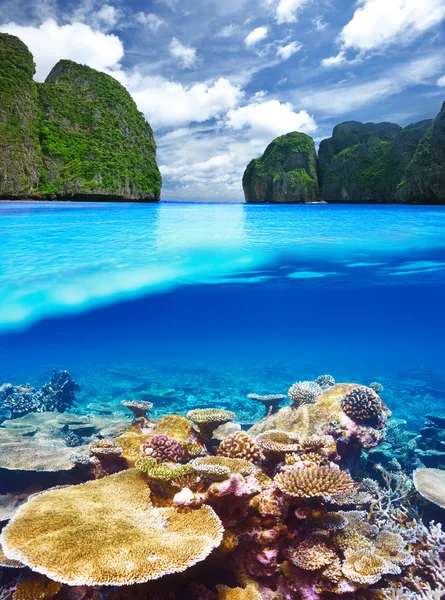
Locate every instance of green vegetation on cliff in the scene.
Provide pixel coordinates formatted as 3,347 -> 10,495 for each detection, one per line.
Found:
243,132 -> 319,203
0,34 -> 41,197
0,36 -> 161,201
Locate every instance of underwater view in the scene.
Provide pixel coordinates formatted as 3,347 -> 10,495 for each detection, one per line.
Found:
0,201 -> 445,599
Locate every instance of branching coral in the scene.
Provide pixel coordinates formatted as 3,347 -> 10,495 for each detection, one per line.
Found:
1,469 -> 224,586
288,537 -> 336,570
315,375 -> 336,390
274,466 -> 353,498
217,432 -> 262,464
140,434 -> 185,463
340,386 -> 385,426
288,381 -> 323,407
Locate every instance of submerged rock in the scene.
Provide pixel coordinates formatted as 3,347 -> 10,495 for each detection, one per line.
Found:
243,132 -> 320,203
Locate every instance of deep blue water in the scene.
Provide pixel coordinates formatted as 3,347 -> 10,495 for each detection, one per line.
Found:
1,201 -> 445,426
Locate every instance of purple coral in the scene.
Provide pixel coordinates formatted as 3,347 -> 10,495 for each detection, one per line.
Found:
140,434 -> 185,463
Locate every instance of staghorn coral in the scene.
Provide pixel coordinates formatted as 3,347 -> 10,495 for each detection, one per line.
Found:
413,468 -> 445,509
342,549 -> 401,585
12,574 -> 61,600
274,466 -> 354,498
216,585 -> 262,600
315,375 -> 336,390
247,393 -> 286,415
288,537 -> 336,570
217,432 -> 262,464
89,438 -> 123,459
140,434 -> 185,463
340,386 -> 385,426
187,409 -> 235,441
1,469 -> 224,586
191,456 -> 257,481
288,381 -> 323,407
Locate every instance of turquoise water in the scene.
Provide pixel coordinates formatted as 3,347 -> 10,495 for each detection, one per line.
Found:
0,201 -> 445,426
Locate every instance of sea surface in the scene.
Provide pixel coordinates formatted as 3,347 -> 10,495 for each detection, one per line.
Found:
0,201 -> 445,427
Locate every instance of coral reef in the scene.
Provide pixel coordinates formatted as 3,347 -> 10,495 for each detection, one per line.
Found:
140,434 -> 185,463
0,370 -> 80,419
217,432 -> 262,464
288,381 -> 323,407
188,409 -> 235,441
340,386 -> 386,426
247,394 -> 286,415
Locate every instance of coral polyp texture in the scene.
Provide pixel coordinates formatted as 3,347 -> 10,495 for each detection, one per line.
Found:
0,374 -> 443,599
287,380 -> 323,407
340,385 -> 386,425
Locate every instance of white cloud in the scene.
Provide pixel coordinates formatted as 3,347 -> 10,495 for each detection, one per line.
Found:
276,0 -> 308,24
245,26 -> 268,47
313,16 -> 327,32
277,41 -> 302,60
95,4 -> 119,28
339,0 -> 445,53
216,23 -> 238,38
169,37 -> 197,68
225,100 -> 317,140
321,52 -> 347,68
298,53 -> 445,114
0,19 -> 124,81
136,13 -> 166,32
437,75 -> 445,87
131,77 -> 244,128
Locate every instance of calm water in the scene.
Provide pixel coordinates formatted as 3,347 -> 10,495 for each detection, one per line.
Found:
1,201 -> 445,426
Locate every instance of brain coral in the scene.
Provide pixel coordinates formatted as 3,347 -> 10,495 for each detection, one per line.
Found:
274,466 -> 353,498
288,381 -> 323,407
413,468 -> 445,508
340,386 -> 384,425
1,469 -> 224,586
140,434 -> 185,463
217,432 -> 262,464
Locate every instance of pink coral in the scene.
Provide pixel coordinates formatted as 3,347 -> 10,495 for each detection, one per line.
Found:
140,434 -> 185,463
246,547 -> 278,577
208,474 -> 261,499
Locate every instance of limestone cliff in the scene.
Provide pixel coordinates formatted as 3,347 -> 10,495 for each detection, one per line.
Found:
243,132 -> 319,203
396,102 -> 445,204
0,35 -> 161,201
0,34 -> 41,198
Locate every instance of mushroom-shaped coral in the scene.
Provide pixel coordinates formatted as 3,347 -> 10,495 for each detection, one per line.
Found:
288,537 -> 336,570
89,438 -> 123,459
1,469 -> 224,586
342,549 -> 400,585
247,393 -> 286,415
274,466 -> 353,498
315,375 -> 336,390
217,432 -> 262,464
216,585 -> 262,600
255,430 -> 301,454
288,381 -> 322,407
140,434 -> 185,463
121,400 -> 153,418
187,408 -> 236,441
191,456 -> 256,481
413,468 -> 445,509
340,386 -> 384,426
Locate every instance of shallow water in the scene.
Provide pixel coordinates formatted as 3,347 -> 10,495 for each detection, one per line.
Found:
1,201 -> 445,427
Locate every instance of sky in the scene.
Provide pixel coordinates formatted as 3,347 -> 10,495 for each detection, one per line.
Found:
1,0 -> 445,201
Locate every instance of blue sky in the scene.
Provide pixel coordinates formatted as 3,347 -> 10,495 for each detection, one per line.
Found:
1,0 -> 445,201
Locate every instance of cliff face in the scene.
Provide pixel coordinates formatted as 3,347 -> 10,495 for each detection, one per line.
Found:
0,36 -> 161,202
243,132 -> 319,203
0,34 -> 41,198
396,103 -> 445,204
318,121 -> 431,203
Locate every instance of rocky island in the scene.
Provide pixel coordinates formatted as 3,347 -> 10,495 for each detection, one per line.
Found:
0,33 -> 161,202
244,103 -> 445,204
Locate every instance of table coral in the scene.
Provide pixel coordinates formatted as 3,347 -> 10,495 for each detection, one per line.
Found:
1,469 -> 224,586
188,409 -> 236,441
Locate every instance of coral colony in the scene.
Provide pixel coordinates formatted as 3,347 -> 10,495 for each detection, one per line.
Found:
0,373 -> 445,599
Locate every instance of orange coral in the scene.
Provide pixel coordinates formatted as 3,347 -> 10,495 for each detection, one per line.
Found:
13,574 -> 62,600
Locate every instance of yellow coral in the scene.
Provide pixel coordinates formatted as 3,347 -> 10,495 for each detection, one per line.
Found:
217,432 -> 262,464
135,456 -> 195,483
0,544 -> 23,568
2,469 -> 224,586
89,438 -> 123,458
274,466 -> 353,498
342,550 -> 400,585
255,430 -> 301,454
322,557 -> 343,583
290,538 -> 336,570
191,456 -> 257,481
374,532 -> 413,566
285,452 -> 325,467
115,426 -> 149,467
188,409 -> 235,441
154,414 -> 194,443
298,434 -> 336,457
13,574 -> 62,600
217,584 -> 262,600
